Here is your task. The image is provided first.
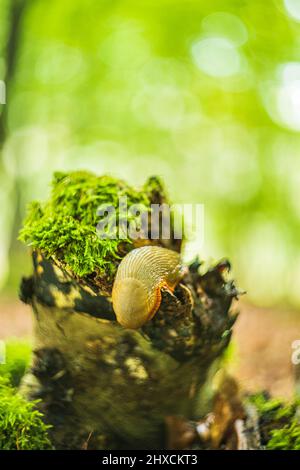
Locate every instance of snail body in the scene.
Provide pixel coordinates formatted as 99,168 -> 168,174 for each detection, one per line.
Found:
112,246 -> 183,329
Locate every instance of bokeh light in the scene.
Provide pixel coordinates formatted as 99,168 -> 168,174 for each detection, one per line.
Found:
202,11 -> 248,46
191,37 -> 241,78
284,0 -> 300,21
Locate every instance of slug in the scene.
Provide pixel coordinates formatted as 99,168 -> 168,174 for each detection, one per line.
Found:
112,246 -> 184,329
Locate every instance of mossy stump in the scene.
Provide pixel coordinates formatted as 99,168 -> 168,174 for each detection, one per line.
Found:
19,172 -> 238,450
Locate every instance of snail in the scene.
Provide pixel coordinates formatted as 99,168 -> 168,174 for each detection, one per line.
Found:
112,246 -> 185,329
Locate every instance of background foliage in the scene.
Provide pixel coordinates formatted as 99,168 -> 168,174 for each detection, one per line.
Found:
1,0 -> 300,308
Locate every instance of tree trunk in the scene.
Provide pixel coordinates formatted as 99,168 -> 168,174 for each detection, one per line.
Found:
19,250 -> 238,450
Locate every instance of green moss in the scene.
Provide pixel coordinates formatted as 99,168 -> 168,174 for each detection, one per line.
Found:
0,340 -> 52,450
19,171 -> 152,279
249,393 -> 300,450
0,376 -> 52,450
0,339 -> 31,387
267,420 -> 300,450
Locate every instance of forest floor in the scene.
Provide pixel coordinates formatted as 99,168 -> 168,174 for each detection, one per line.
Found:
230,301 -> 299,399
0,296 -> 299,399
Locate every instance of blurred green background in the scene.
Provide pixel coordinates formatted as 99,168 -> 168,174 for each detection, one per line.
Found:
1,0 -> 300,309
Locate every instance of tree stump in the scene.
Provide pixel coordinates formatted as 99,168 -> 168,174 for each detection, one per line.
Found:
19,251 -> 238,450
18,171 -> 239,449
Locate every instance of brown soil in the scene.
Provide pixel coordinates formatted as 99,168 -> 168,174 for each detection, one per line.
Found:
230,300 -> 300,399
0,296 -> 33,339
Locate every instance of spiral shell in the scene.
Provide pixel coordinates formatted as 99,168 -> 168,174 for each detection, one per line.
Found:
112,246 -> 183,329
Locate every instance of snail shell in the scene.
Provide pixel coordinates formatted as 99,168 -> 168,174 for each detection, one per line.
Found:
112,246 -> 183,329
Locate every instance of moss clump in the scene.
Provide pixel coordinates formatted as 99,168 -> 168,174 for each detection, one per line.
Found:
0,340 -> 52,450
267,420 -> 300,450
0,339 -> 31,387
249,393 -> 300,450
0,376 -> 52,450
19,171 -> 153,280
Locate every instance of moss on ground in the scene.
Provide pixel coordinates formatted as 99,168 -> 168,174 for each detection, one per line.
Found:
19,171 -> 157,280
0,339 -> 31,387
0,339 -> 52,450
249,392 -> 300,450
0,376 -> 52,450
